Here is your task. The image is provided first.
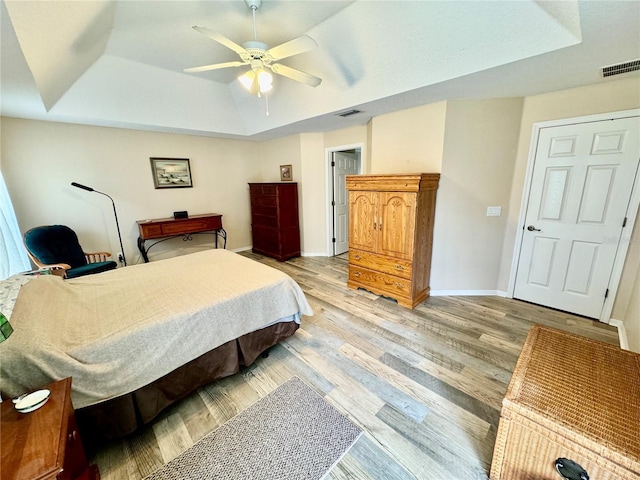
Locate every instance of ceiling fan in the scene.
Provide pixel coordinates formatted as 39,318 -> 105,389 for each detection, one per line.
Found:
184,0 -> 322,96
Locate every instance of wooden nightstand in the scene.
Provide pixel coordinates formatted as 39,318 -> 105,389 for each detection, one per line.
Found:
1,377 -> 100,480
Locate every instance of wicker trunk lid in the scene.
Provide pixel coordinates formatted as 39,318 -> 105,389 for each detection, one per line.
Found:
491,325 -> 640,479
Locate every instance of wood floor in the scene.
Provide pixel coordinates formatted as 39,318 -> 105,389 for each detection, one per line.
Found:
88,252 -> 619,480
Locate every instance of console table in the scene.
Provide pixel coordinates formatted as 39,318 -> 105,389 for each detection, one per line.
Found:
136,213 -> 227,262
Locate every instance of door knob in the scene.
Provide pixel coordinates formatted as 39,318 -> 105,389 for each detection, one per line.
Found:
527,225 -> 541,232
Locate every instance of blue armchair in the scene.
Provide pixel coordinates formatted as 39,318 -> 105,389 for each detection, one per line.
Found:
24,225 -> 118,279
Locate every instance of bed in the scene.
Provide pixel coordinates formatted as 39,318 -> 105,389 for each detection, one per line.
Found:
0,249 -> 312,440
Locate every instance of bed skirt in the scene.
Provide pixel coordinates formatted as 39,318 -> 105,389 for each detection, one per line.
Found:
76,321 -> 299,442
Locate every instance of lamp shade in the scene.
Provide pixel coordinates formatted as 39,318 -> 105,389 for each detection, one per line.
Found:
238,68 -> 272,95
0,312 -> 13,342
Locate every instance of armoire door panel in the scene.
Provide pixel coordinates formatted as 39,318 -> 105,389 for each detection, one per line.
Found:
378,192 -> 415,260
349,191 -> 378,252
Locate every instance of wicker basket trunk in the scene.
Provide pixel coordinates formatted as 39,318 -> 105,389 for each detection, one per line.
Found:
490,325 -> 640,480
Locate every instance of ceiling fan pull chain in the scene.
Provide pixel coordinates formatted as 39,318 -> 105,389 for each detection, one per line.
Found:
265,92 -> 270,116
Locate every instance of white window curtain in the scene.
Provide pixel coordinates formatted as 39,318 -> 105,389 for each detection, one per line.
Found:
0,171 -> 31,279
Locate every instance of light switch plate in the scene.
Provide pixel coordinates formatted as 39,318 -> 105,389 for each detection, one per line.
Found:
487,206 -> 502,217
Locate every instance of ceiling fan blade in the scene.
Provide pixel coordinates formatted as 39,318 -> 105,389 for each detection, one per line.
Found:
267,35 -> 317,61
270,63 -> 322,87
192,26 -> 246,55
184,61 -> 246,73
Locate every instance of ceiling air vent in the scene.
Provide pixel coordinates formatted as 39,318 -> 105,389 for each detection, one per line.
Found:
601,59 -> 640,77
336,109 -> 362,118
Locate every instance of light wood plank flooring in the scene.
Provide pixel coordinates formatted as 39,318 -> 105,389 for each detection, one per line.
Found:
89,252 -> 618,480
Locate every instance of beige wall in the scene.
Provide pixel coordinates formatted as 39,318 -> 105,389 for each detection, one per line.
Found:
258,135 -> 301,183
369,101 -> 447,173
3,76 -> 640,342
256,126 -> 368,256
299,133 -> 326,255
1,118 -> 261,264
497,77 -> 640,341
499,77 -> 640,291
615,209 -> 640,323
625,261 -> 640,353
432,98 -> 524,291
323,125 -> 368,152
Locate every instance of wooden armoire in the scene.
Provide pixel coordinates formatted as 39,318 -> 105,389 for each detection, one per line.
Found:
346,173 -> 439,308
248,182 -> 300,261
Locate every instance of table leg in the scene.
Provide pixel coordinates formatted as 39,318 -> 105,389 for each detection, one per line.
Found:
137,237 -> 150,263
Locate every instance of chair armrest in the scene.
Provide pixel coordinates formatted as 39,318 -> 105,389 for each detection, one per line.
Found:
25,249 -> 71,276
48,265 -> 71,277
84,251 -> 112,264
35,263 -> 71,278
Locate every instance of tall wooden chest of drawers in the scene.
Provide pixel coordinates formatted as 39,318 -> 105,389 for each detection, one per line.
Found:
249,182 -> 300,261
346,173 -> 439,308
491,325 -> 640,480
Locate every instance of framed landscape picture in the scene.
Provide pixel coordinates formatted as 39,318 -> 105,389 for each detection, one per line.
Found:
150,158 -> 193,189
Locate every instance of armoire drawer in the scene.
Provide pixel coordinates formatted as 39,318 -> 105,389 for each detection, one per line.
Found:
348,265 -> 411,299
349,249 -> 412,280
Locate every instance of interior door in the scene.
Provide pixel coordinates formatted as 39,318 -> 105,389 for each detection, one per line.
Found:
332,152 -> 359,255
514,116 -> 640,318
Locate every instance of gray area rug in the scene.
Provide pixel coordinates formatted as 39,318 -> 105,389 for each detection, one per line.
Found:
145,376 -> 362,480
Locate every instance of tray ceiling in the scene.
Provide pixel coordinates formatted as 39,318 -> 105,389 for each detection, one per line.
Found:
1,0 -> 639,141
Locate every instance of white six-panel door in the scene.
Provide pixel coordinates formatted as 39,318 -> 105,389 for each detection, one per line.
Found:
333,152 -> 359,255
514,116 -> 640,319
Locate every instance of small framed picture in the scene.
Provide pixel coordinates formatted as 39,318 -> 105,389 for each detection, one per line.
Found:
150,158 -> 193,189
280,164 -> 293,181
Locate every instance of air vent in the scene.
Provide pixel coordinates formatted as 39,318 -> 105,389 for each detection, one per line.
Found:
601,59 -> 640,77
336,109 -> 362,118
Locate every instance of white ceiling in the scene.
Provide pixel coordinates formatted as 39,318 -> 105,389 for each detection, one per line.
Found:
1,0 -> 639,141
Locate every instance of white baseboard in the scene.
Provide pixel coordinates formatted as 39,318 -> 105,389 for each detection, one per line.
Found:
231,246 -> 252,253
430,290 -> 508,297
609,319 -> 629,350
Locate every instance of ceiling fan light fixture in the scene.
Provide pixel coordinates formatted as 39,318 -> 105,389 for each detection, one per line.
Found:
238,67 -> 272,95
258,69 -> 273,93
186,0 -> 321,95
238,70 -> 255,91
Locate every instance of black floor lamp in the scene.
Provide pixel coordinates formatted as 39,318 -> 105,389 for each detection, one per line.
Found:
71,182 -> 127,266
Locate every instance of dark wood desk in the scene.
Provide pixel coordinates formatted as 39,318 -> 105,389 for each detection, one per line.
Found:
136,213 -> 227,262
1,377 -> 99,480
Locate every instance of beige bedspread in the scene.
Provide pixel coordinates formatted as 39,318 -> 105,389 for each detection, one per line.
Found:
0,250 -> 312,408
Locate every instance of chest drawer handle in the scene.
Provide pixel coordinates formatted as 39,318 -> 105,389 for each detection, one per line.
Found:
353,271 -> 361,278
554,458 -> 589,480
354,254 -> 361,260
395,265 -> 404,270
68,430 -> 77,443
